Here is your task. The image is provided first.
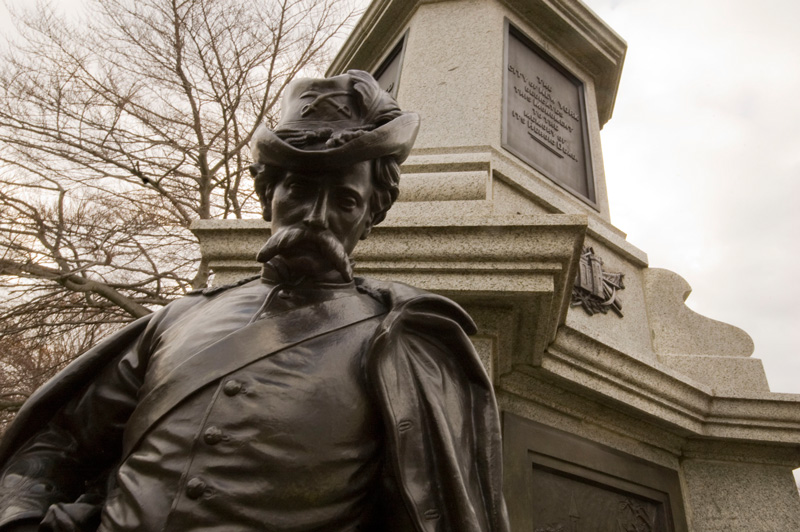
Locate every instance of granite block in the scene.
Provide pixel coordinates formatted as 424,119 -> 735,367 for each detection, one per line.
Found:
682,459 -> 800,531
644,268 -> 755,358
660,354 -> 770,393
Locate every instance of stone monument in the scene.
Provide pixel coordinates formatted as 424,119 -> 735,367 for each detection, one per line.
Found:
193,0 -> 800,530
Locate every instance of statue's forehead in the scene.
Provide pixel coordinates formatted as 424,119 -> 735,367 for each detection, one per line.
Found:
280,160 -> 375,181
274,156 -> 375,175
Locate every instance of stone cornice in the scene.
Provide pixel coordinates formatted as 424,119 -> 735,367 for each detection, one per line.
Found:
516,325 -> 800,449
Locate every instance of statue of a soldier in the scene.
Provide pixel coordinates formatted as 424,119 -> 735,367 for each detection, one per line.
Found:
0,70 -> 509,532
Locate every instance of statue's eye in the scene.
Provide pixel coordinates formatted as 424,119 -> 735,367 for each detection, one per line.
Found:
338,195 -> 358,210
288,180 -> 313,194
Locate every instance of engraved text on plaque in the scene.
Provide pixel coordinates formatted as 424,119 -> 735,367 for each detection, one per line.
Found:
503,23 -> 595,205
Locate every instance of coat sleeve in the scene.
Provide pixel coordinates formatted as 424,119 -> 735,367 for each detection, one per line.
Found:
366,290 -> 510,532
0,315 -> 157,529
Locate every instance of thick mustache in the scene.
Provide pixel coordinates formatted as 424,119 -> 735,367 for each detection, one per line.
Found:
256,227 -> 353,282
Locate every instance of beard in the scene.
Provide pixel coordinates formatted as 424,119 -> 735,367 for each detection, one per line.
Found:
256,226 -> 354,283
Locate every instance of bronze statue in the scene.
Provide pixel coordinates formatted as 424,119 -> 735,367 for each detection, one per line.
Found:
0,70 -> 509,532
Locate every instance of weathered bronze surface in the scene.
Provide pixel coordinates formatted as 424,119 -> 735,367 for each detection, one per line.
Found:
503,413 -> 688,532
0,71 -> 509,532
503,22 -> 596,206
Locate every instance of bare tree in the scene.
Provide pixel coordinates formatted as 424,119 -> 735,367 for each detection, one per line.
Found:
0,306 -> 101,434
0,0 -> 359,425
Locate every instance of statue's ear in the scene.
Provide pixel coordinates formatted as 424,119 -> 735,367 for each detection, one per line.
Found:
260,188 -> 273,222
250,163 -> 274,221
262,186 -> 274,222
249,163 -> 262,177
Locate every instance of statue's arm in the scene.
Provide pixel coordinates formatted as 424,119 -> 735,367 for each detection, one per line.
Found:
366,291 -> 509,532
0,321 -> 153,530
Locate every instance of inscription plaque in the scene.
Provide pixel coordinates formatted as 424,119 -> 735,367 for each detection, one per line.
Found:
502,23 -> 596,205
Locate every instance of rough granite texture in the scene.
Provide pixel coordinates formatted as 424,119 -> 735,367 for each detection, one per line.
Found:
399,0 -> 503,151
682,459 -> 800,531
564,236 -> 656,363
398,170 -> 488,202
660,354 -> 770,393
644,268 -> 755,357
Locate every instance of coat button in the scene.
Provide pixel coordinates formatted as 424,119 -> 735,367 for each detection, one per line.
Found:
185,477 -> 206,499
398,419 -> 413,432
424,509 -> 440,520
223,379 -> 243,396
203,426 -> 224,445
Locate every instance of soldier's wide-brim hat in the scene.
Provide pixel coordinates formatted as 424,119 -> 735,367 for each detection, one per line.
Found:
251,70 -> 419,170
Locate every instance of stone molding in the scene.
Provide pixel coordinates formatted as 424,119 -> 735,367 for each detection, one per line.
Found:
536,326 -> 800,446
400,148 -> 648,264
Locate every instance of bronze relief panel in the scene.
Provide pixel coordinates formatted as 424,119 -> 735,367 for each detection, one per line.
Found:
503,413 -> 687,532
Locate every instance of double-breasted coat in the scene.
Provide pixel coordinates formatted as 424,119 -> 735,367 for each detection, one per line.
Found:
0,277 -> 509,532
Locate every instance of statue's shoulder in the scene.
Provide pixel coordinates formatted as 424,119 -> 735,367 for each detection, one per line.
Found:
355,277 -> 477,335
142,276 -> 264,331
186,275 -> 262,297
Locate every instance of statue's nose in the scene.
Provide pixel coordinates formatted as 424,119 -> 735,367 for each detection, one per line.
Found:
303,191 -> 329,230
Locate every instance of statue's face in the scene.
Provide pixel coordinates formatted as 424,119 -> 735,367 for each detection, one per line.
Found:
266,161 -> 374,280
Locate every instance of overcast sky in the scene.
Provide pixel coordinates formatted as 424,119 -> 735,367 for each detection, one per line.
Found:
578,0 -> 800,394
1,0 -> 797,393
